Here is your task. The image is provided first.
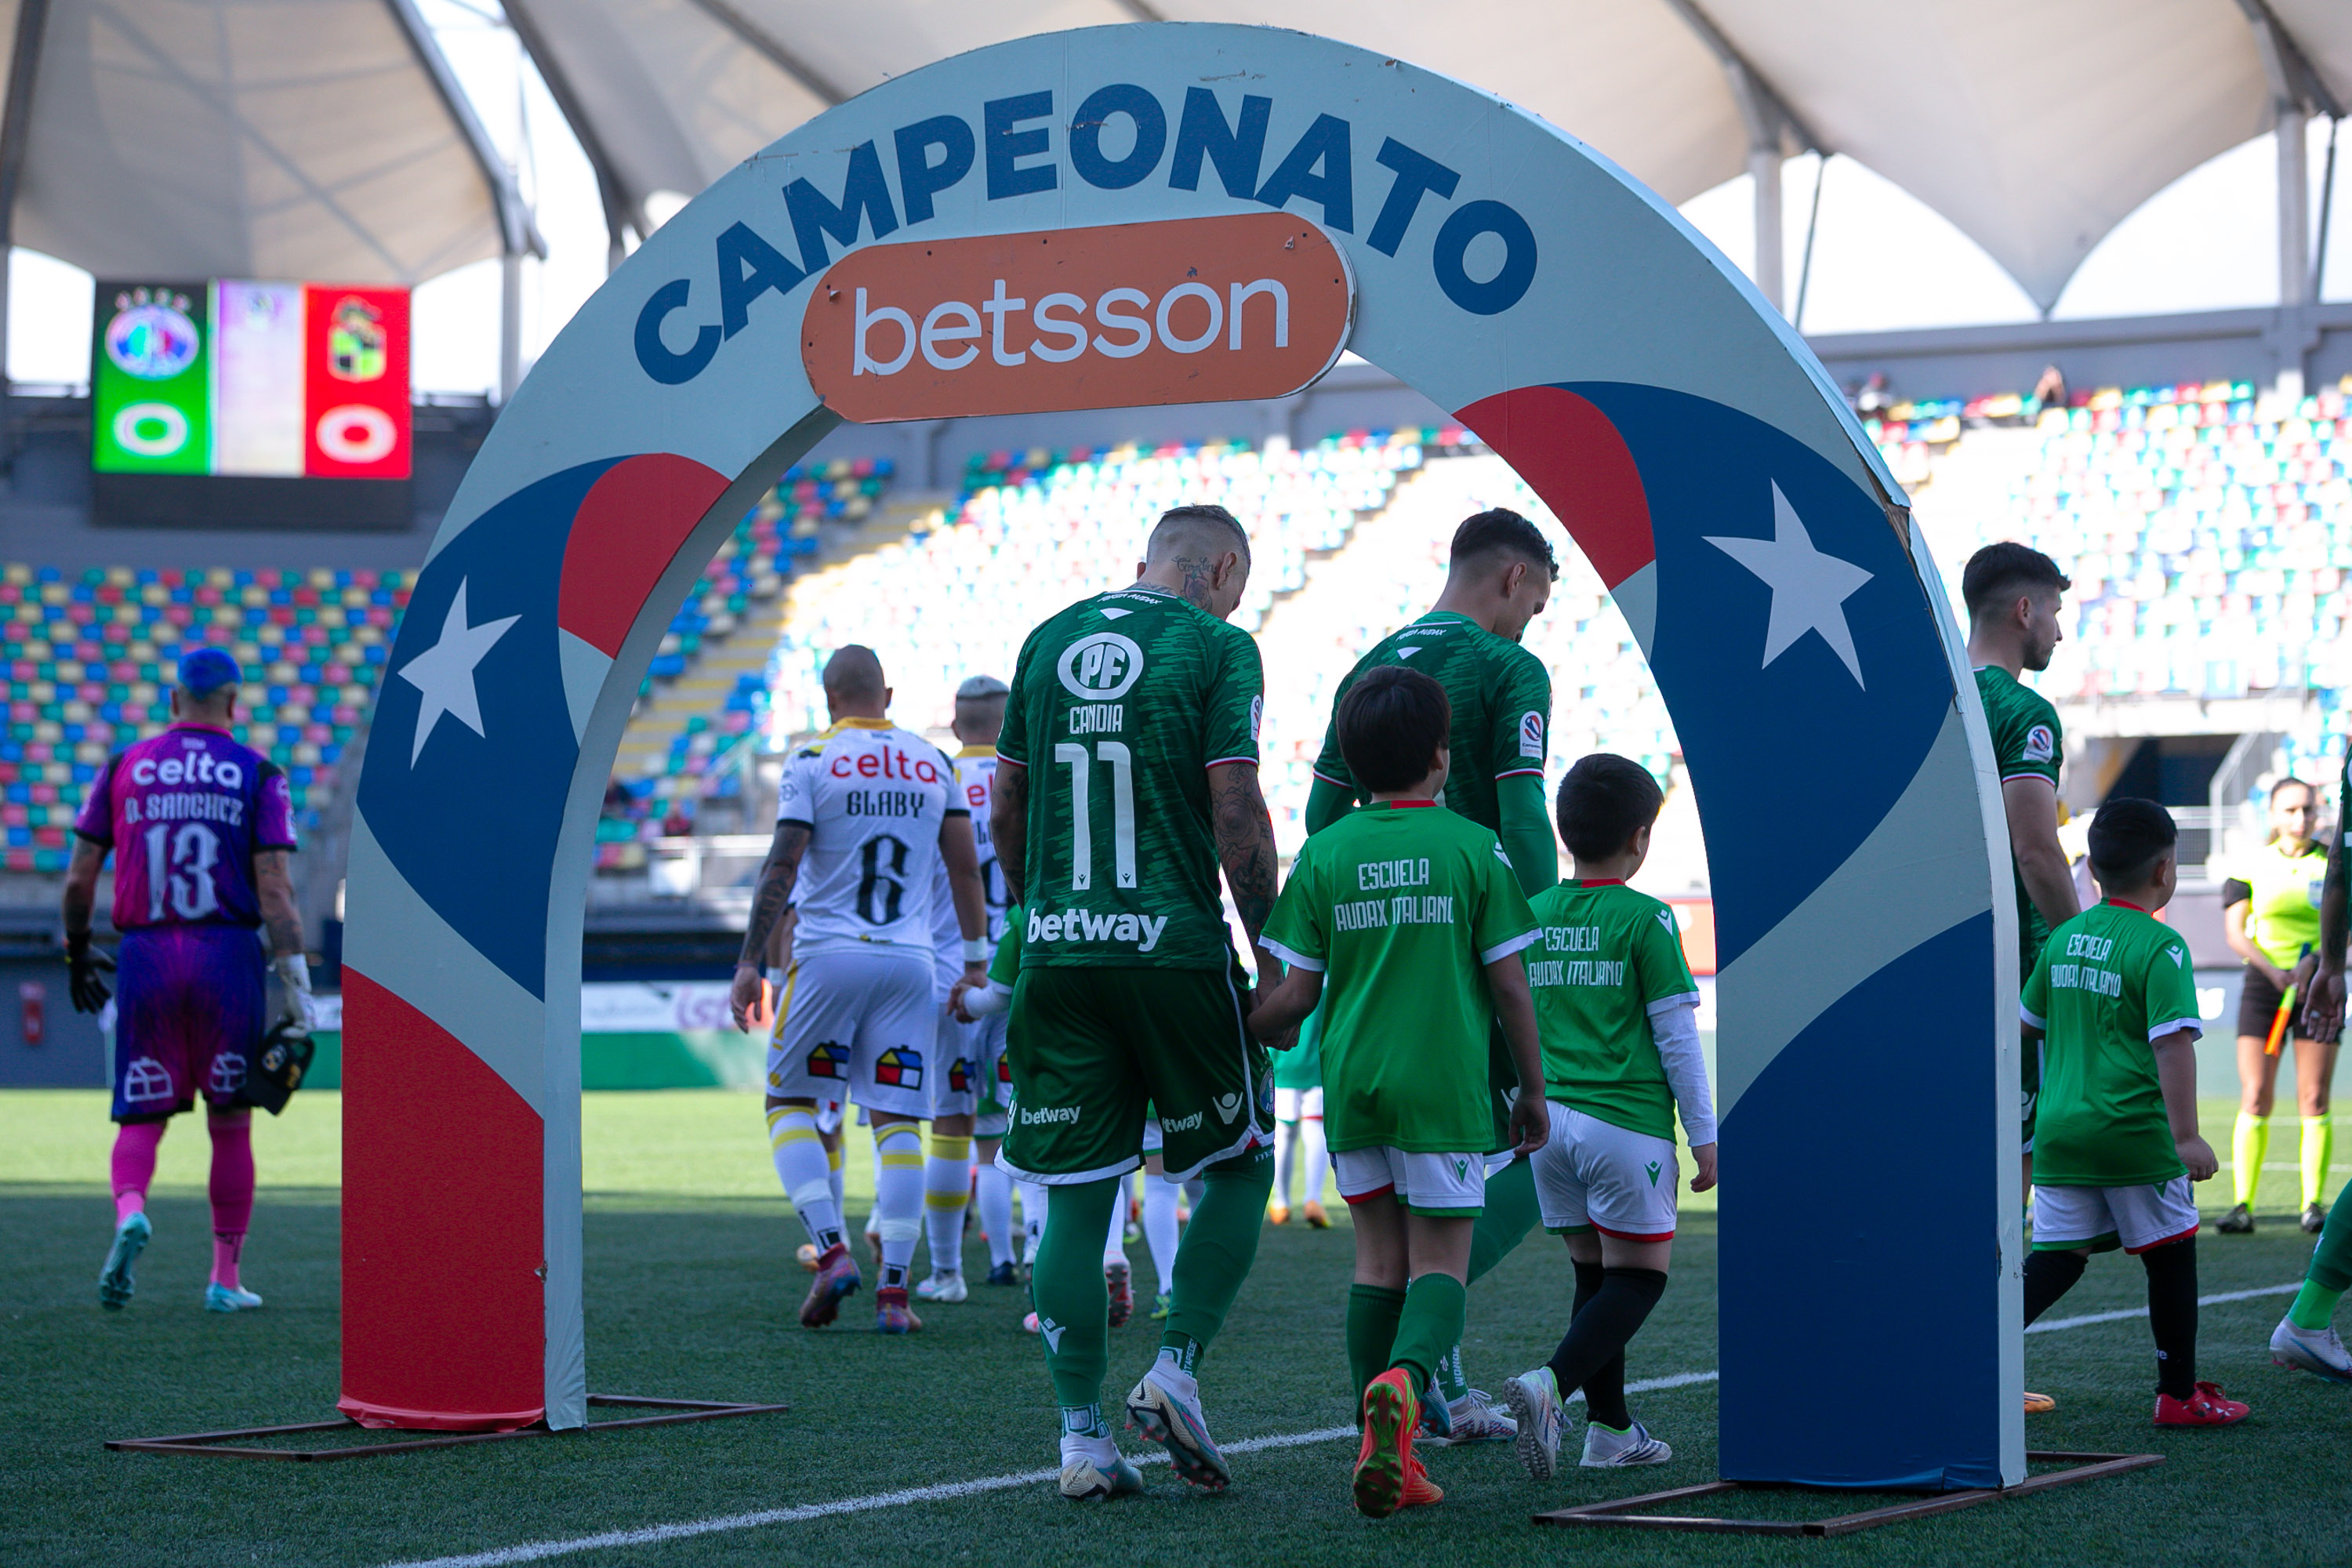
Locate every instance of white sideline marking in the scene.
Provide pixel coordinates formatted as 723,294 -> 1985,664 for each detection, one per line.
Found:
378,1287 -> 2299,1568
2027,1281 -> 2297,1334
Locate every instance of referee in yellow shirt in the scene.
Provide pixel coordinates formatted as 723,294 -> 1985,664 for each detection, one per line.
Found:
2218,777 -> 2337,1235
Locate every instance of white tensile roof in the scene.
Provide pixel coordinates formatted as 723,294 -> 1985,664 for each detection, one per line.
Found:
505,0 -> 2351,311
1,0 -> 537,285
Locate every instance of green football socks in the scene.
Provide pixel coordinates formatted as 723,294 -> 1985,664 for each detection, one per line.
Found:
2303,1116 -> 2333,1210
1385,1273 -> 1467,1391
1160,1145 -> 1275,1373
2233,1112 -> 2269,1208
2288,1186 -> 2352,1330
1033,1177 -> 1120,1411
1346,1283 -> 1406,1405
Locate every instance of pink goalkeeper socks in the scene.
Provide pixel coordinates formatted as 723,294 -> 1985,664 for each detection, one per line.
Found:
207,1111 -> 255,1288
111,1120 -> 165,1225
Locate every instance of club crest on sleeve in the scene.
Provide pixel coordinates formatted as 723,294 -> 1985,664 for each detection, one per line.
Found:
875,1047 -> 923,1088
805,1040 -> 851,1080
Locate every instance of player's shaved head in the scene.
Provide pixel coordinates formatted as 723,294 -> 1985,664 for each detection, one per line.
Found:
822,645 -> 887,703
1145,504 -> 1251,567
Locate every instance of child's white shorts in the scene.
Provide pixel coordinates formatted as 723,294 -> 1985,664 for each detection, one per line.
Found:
1531,1102 -> 1681,1241
2030,1178 -> 2201,1253
1334,1145 -> 1486,1216
1274,1086 -> 1324,1121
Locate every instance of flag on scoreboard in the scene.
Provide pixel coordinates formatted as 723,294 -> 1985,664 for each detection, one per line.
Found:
93,279 -> 411,480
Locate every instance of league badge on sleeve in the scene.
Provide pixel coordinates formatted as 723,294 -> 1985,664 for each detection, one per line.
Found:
2024,724 -> 2056,764
1519,710 -> 1544,758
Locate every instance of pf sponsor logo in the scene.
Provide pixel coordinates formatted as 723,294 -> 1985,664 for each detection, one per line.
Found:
802,212 -> 1353,423
1058,631 -> 1144,700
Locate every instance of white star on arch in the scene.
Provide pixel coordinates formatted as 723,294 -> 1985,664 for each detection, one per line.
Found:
1704,482 -> 1874,688
395,578 -> 521,764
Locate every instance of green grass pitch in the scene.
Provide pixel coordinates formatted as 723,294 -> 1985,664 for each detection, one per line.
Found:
4,1087 -> 2349,1567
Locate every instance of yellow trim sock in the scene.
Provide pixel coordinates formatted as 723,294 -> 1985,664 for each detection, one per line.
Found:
2233,1112 -> 2270,1209
873,1123 -> 925,1288
2303,1116 -> 2334,1210
924,1134 -> 974,1277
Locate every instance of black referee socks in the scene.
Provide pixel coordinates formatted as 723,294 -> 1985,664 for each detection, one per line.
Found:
1548,1265 -> 1667,1428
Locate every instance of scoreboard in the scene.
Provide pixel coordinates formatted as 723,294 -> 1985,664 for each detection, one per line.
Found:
91,280 -> 413,527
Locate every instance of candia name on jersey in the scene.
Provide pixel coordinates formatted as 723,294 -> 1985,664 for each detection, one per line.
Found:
955,747 -> 1011,942
777,720 -> 966,954
1312,611 -> 1549,833
1000,583 -> 1262,970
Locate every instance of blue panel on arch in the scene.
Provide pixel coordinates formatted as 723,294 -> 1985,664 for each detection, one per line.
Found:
1566,383 -> 1954,969
357,459 -> 620,997
1717,911 -> 2003,1490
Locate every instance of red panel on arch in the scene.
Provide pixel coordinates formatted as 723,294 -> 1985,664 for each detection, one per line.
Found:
339,967 -> 545,1432
1456,386 -> 1654,590
556,452 -> 733,657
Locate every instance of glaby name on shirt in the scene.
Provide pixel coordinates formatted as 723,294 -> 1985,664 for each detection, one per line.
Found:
1027,905 -> 1169,952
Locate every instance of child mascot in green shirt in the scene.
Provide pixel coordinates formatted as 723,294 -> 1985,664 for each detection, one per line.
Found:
1501,753 -> 1715,1479
2020,797 -> 2248,1426
1250,665 -> 1548,1519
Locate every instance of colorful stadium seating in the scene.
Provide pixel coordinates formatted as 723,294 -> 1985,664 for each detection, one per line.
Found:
763,434 -> 1431,751
0,564 -> 405,872
1878,375 -> 2352,782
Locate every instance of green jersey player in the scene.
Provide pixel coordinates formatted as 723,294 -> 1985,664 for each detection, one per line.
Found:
1503,755 -> 1714,1479
1252,665 -> 1547,1517
1306,506 -> 1559,1440
990,504 -> 1286,1501
2019,798 -> 2249,1427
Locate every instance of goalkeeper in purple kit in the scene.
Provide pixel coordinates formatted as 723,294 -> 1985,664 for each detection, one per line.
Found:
65,648 -> 312,1313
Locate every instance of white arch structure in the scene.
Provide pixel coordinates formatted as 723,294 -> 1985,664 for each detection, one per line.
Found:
341,23 -> 2023,1491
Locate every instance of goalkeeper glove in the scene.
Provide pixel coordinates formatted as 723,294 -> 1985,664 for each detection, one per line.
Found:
274,953 -> 315,1033
66,930 -> 114,1014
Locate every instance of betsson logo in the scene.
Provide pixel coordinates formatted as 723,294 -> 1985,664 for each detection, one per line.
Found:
800,213 -> 1354,423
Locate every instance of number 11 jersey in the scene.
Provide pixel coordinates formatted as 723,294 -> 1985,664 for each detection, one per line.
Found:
776,717 -> 965,956
74,722 -> 297,931
1000,582 -> 1263,972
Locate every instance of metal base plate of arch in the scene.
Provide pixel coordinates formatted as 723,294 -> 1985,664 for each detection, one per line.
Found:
1534,1450 -> 2162,1536
104,1394 -> 789,1463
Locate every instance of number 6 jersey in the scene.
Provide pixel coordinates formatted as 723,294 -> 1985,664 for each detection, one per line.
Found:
777,717 -> 966,955
74,722 -> 297,930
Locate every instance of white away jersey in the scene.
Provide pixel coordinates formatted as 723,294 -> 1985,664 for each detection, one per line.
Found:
777,720 -> 965,955
955,746 -> 1011,942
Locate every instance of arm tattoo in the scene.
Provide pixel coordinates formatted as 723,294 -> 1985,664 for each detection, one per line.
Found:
739,822 -> 811,966
1210,766 -> 1279,939
990,764 -> 1029,903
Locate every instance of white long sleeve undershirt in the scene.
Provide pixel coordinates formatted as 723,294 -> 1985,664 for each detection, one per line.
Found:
1647,996 -> 1715,1147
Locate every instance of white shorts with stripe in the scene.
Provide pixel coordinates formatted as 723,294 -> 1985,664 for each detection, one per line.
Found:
1531,1102 -> 1681,1241
765,945 -> 935,1120
1334,1145 -> 1486,1216
2031,1177 -> 2201,1253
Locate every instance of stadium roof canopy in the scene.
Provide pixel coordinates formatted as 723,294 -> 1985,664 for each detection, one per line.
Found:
0,0 -> 540,285
506,0 -> 2351,314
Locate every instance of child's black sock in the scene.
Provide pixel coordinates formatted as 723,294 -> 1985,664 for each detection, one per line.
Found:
2021,1249 -> 2086,1326
1568,1258 -> 1632,1428
1547,1267 -> 1665,1425
2140,1238 -> 2198,1400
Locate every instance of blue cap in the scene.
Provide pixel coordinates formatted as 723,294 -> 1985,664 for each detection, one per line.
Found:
176,648 -> 241,697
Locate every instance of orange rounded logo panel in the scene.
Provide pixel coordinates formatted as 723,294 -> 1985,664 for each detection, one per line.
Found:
802,213 -> 1354,423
